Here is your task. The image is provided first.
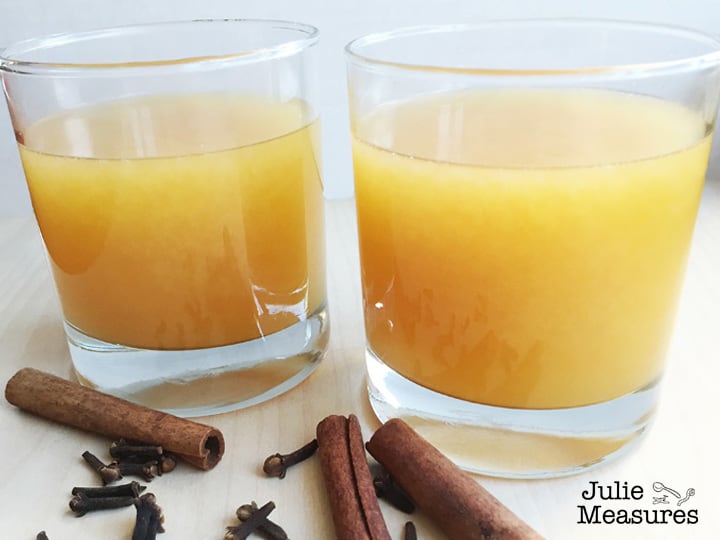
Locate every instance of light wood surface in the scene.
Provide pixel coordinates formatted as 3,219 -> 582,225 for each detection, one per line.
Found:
1,192 -> 719,539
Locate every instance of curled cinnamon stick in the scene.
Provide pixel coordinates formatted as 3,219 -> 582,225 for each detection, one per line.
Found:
316,414 -> 391,540
5,368 -> 223,470
366,419 -> 543,540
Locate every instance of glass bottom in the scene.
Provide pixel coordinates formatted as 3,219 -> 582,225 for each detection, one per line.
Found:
68,303 -> 329,417
366,346 -> 658,479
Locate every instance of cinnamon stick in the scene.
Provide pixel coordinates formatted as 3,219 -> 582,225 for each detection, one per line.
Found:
5,368 -> 224,470
316,414 -> 391,540
366,419 -> 543,540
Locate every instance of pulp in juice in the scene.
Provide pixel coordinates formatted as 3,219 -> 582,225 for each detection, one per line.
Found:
20,94 -> 325,350
352,89 -> 710,409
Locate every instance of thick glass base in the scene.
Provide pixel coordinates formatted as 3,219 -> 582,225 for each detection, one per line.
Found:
68,304 -> 329,417
366,347 -> 658,478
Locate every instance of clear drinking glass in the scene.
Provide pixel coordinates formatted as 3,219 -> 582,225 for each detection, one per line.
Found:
1,20 -> 328,417
346,20 -> 720,477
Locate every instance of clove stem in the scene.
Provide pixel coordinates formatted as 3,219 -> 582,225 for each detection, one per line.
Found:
72,481 -> 146,499
69,493 -> 136,516
404,521 -> 418,540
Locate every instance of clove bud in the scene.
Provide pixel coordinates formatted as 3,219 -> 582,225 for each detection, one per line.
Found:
158,454 -> 177,474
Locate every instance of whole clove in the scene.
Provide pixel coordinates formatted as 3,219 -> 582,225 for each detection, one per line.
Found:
110,440 -> 163,461
69,492 -> 136,516
404,521 -> 417,540
132,493 -> 165,540
373,468 -> 415,514
117,460 -> 159,482
109,439 -> 177,477
225,501 -> 276,540
263,439 -> 318,479
72,481 -> 146,499
81,450 -> 122,484
236,501 -> 289,540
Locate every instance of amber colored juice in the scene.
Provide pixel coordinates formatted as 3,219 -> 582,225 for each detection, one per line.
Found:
20,94 -> 325,350
353,89 -> 710,409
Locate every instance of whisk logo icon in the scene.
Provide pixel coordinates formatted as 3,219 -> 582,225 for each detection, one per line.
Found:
577,480 -> 699,525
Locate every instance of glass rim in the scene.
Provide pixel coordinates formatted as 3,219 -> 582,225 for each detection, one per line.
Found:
345,18 -> 720,77
0,19 -> 319,76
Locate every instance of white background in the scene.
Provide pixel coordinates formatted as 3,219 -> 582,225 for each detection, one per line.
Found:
1,0 -> 719,215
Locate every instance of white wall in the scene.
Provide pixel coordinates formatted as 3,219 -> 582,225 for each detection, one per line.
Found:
1,0 -> 719,215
